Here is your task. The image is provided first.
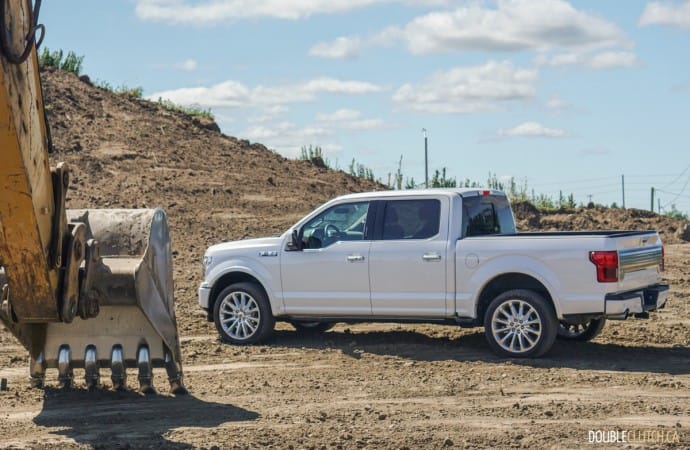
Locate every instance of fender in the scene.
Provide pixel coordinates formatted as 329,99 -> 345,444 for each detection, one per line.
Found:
461,254 -> 563,319
205,257 -> 283,315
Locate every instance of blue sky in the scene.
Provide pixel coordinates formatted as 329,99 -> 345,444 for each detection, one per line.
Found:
41,1 -> 690,214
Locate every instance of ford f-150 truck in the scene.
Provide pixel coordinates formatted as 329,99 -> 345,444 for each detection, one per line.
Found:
199,189 -> 669,357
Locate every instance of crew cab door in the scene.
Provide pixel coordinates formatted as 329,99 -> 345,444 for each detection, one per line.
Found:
369,197 -> 449,316
281,201 -> 373,315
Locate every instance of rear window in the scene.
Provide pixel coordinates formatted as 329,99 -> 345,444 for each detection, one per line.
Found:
462,195 -> 516,237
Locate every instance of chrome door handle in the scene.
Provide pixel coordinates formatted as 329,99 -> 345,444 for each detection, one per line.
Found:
347,255 -> 365,262
422,252 -> 441,261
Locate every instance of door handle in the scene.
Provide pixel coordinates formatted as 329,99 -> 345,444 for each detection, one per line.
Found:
422,252 -> 441,262
347,255 -> 365,262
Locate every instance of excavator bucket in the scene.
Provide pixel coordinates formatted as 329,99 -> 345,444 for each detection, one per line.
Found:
1,209 -> 186,394
0,1 -> 185,394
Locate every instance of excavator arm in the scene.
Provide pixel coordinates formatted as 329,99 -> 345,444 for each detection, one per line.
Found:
0,0 -> 186,394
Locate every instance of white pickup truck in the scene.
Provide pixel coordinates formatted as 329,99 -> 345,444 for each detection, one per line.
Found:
199,189 -> 669,357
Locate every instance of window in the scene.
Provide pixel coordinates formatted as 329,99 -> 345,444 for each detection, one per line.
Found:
301,201 -> 369,249
463,195 -> 516,237
382,199 -> 440,240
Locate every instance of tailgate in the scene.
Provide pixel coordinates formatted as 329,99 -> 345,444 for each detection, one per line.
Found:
614,232 -> 663,283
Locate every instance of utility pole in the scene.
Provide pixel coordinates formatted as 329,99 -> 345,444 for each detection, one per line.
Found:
422,128 -> 428,188
650,187 -> 655,212
621,175 -> 625,209
658,198 -> 661,214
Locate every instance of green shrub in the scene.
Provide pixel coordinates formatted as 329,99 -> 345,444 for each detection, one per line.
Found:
299,145 -> 329,168
38,47 -> 84,75
156,98 -> 214,120
94,79 -> 143,99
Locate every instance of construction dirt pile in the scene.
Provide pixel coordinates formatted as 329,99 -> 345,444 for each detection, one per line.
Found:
1,68 -> 688,449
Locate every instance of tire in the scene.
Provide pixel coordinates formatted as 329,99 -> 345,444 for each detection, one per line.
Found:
557,318 -> 606,341
484,289 -> 558,358
213,282 -> 275,345
290,321 -> 336,334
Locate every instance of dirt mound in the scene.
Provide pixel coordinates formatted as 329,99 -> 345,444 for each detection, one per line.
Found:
514,203 -> 689,244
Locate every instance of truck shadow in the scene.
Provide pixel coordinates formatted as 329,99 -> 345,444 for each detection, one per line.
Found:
33,388 -> 258,449
270,329 -> 690,375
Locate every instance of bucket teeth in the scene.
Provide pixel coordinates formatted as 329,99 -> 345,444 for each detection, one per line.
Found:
29,352 -> 46,389
110,344 -> 126,391
165,350 -> 188,396
137,344 -> 156,395
57,345 -> 73,388
23,343 -> 188,393
84,345 -> 100,389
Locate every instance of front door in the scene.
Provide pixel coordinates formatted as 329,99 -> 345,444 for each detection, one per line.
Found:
281,201 -> 372,316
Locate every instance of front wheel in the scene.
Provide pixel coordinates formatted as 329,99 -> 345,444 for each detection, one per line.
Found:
213,282 -> 275,345
484,289 -> 557,358
557,318 -> 606,341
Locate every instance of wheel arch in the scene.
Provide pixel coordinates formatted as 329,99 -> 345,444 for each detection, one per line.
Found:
207,270 -> 273,321
475,272 -> 559,323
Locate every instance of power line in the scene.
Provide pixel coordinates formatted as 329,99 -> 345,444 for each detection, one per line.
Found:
660,164 -> 690,190
658,179 -> 690,207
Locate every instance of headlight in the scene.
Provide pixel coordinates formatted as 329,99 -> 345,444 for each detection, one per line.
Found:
203,255 -> 212,267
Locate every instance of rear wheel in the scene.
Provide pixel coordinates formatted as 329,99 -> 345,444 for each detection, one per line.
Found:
213,282 -> 275,344
290,321 -> 335,334
557,318 -> 606,341
484,289 -> 557,358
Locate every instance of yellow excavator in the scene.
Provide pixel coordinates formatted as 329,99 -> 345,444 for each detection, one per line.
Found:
0,0 -> 186,394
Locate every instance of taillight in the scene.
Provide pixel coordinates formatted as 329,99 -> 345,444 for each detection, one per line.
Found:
660,245 -> 665,272
589,251 -> 618,283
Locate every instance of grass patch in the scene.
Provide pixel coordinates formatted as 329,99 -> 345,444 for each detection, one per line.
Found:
155,98 -> 215,120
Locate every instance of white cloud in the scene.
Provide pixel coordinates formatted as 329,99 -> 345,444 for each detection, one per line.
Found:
586,51 -> 637,69
303,78 -> 384,94
545,95 -> 569,111
151,59 -> 198,71
498,121 -> 568,138
309,37 -> 363,59
240,121 -> 336,158
240,109 -> 389,157
147,77 -> 384,109
536,50 -> 638,69
392,61 -> 538,114
148,81 -> 250,108
135,0 -> 392,24
173,59 -> 198,71
311,0 -> 629,60
639,1 -> 690,29
315,108 -> 389,130
407,0 -> 628,53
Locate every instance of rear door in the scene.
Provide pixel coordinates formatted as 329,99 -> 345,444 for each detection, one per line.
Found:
368,197 -> 449,317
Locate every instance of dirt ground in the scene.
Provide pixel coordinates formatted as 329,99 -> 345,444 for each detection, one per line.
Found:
1,69 -> 689,449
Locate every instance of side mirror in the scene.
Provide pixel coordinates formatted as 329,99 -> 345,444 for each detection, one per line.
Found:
286,229 -> 302,251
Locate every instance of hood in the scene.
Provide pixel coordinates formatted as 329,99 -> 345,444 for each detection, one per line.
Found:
205,236 -> 283,257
